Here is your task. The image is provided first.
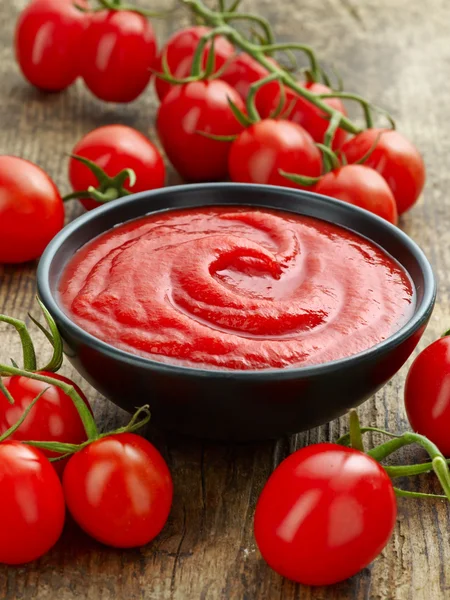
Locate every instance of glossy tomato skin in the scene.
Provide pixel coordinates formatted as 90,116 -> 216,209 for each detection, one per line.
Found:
15,0 -> 88,92
157,80 -> 245,182
221,53 -> 279,104
314,164 -> 398,224
0,442 -> 65,564
254,444 -> 396,586
69,125 -> 166,211
341,128 -> 425,215
0,372 -> 92,472
405,337 -> 450,455
0,156 -> 64,264
154,26 -> 234,101
228,119 -> 322,188
258,82 -> 347,149
63,433 -> 173,548
81,10 -> 157,103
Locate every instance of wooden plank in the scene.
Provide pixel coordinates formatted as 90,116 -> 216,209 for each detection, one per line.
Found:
1,0 -> 450,598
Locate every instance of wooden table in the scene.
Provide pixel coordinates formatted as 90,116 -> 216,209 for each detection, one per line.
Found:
1,1 -> 449,598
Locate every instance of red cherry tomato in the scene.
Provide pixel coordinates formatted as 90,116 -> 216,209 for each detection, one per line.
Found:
69,125 -> 166,211
154,26 -> 234,101
0,156 -> 64,264
254,443 -> 396,586
405,336 -> 450,456
228,119 -> 322,188
314,164 -> 398,224
63,433 -> 173,548
0,372 -> 92,473
80,10 -> 157,103
258,82 -> 348,149
15,0 -> 88,92
341,129 -> 425,215
0,441 -> 65,564
221,53 -> 279,104
157,80 -> 245,182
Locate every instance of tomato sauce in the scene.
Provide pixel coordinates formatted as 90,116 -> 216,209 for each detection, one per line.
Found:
59,206 -> 415,370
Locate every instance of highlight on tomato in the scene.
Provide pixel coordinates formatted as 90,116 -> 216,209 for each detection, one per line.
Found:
15,0 -> 89,92
153,26 -> 235,101
156,79 -> 246,182
0,156 -> 64,264
66,125 -> 166,211
254,443 -> 397,586
341,128 -> 425,214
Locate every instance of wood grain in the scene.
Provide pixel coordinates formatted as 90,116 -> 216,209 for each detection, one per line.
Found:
1,1 -> 450,598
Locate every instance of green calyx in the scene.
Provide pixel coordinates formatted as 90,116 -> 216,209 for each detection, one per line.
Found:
338,411 -> 450,502
0,299 -> 63,376
63,155 -> 136,206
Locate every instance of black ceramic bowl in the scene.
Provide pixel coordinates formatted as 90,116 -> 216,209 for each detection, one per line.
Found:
37,184 -> 436,441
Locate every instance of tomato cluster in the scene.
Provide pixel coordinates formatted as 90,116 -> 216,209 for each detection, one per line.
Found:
15,0 -> 157,102
5,2 -> 427,265
0,356 -> 172,564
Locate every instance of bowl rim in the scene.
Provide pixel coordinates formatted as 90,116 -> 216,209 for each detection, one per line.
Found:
37,182 -> 436,380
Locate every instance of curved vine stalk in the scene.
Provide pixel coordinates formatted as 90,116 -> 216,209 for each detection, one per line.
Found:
182,0 -> 394,134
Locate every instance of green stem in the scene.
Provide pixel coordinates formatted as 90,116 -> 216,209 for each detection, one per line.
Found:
246,72 -> 280,122
250,42 -> 319,81
0,315 -> 37,371
25,405 -> 151,455
316,143 -> 340,172
349,410 -> 364,452
0,365 -> 98,440
366,437 -> 410,462
323,111 -> 343,149
28,299 -> 63,373
336,426 -> 401,447
394,488 -> 448,500
0,387 -> 50,442
221,12 -> 274,45
183,0 -> 362,134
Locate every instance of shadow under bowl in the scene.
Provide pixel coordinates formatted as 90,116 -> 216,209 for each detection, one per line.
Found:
37,183 -> 436,441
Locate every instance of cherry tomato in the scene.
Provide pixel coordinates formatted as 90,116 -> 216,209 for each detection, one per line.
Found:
15,0 -> 88,92
154,26 -> 234,101
69,125 -> 166,211
0,156 -> 64,264
254,443 -> 396,586
405,336 -> 450,456
228,119 -> 322,188
0,372 -> 92,473
258,82 -> 348,149
314,164 -> 398,224
80,10 -> 157,103
63,433 -> 173,548
157,80 -> 245,182
341,129 -> 425,215
0,441 -> 65,564
221,53 -> 279,104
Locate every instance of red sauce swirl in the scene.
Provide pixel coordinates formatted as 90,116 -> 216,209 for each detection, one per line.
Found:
59,207 -> 415,370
